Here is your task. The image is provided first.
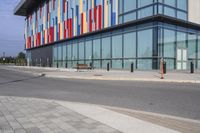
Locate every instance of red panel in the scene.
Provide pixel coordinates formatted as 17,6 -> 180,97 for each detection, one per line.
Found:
89,9 -> 92,32
29,38 -> 31,48
28,36 -> 31,49
94,7 -> 97,30
64,21 -> 66,39
69,19 -> 73,38
98,5 -> 102,30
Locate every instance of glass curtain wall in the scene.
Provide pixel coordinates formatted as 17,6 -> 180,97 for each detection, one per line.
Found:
53,22 -> 200,70
53,23 -> 155,70
119,0 -> 188,24
159,23 -> 200,70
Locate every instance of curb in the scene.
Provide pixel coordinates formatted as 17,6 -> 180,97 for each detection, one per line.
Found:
4,66 -> 200,84
44,74 -> 200,84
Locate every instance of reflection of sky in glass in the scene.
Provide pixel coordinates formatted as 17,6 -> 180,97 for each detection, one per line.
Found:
0,0 -> 24,56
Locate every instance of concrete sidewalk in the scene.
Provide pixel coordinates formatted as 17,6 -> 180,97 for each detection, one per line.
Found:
4,66 -> 200,84
1,96 -> 196,133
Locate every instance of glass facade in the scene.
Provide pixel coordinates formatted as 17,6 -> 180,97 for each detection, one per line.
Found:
119,0 -> 188,24
159,23 -> 200,70
53,21 -> 200,70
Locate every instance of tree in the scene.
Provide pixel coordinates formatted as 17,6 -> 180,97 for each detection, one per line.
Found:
16,52 -> 26,66
17,52 -> 25,59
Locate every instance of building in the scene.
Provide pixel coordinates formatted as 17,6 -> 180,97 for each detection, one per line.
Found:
14,0 -> 200,70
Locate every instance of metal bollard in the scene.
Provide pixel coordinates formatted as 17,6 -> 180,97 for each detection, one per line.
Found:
90,62 -> 93,70
57,62 -> 58,68
190,62 -> 194,74
65,62 -> 68,68
107,62 -> 110,71
131,62 -> 134,73
163,61 -> 167,74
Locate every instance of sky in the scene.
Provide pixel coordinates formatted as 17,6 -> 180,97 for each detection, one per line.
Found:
0,0 -> 25,57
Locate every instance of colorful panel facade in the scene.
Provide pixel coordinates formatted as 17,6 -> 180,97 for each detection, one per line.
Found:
25,0 -> 118,49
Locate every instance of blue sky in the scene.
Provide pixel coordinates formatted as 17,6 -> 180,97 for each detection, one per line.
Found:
0,0 -> 25,57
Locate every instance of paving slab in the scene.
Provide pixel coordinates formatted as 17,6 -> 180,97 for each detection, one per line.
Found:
0,96 -> 119,133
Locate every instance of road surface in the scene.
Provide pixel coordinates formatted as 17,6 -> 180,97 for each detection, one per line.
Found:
0,67 -> 200,120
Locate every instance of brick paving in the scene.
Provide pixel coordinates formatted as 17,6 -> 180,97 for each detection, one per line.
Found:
0,96 -> 120,133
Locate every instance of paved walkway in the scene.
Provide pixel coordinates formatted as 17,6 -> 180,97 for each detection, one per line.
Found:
4,66 -> 200,83
0,96 -> 120,133
0,96 -> 185,133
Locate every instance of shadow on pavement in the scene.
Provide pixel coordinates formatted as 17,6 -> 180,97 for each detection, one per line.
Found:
0,74 -> 45,86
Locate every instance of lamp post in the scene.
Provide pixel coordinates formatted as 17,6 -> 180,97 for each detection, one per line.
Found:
3,52 -> 5,64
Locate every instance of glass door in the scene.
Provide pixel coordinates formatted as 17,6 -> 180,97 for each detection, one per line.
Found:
177,49 -> 187,70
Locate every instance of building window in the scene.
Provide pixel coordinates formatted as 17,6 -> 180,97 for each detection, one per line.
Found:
85,40 -> 92,60
63,45 -> 67,60
177,11 -> 187,20
164,0 -> 176,7
124,0 -> 137,12
163,29 -> 175,58
137,59 -> 152,70
119,0 -> 123,14
72,42 -> 78,60
102,37 -> 111,59
112,60 -> 122,69
137,29 -> 153,70
138,29 -> 153,57
53,46 -> 57,61
138,0 -> 154,8
177,0 -> 187,11
78,42 -> 85,60
124,12 -> 136,23
177,32 -> 187,49
58,45 -> 62,61
164,7 -> 176,17
93,39 -> 101,59
188,34 -> 197,59
67,44 -> 72,61
112,34 -> 123,58
138,6 -> 154,19
124,32 -> 136,58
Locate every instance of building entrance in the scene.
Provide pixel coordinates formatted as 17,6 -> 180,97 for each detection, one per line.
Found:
177,49 -> 187,70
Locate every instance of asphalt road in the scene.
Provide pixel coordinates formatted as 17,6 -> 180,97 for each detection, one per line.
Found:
0,68 -> 200,121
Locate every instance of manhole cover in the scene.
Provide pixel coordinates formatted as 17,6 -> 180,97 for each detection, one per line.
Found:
94,74 -> 103,76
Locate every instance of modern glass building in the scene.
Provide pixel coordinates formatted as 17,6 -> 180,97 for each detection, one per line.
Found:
14,0 -> 200,70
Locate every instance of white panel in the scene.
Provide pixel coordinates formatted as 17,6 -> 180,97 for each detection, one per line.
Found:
188,0 -> 200,24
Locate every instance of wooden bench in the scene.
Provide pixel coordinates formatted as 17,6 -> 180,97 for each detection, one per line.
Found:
74,64 -> 92,71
